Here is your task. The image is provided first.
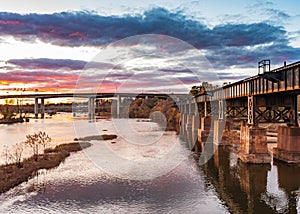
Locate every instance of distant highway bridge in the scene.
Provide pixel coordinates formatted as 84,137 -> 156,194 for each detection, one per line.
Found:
0,92 -> 186,119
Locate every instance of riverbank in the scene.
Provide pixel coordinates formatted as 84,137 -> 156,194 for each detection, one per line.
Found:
0,117 -> 27,124
0,142 -> 91,194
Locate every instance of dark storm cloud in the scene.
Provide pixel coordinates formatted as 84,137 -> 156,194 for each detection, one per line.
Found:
8,58 -> 87,70
158,68 -> 192,74
0,7 -> 299,69
7,58 -> 123,71
0,8 -> 290,48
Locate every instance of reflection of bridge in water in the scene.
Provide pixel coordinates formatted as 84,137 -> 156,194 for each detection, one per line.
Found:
202,146 -> 300,213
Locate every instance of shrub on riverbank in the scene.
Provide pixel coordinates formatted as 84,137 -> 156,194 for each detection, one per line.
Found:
24,131 -> 51,161
0,142 -> 91,194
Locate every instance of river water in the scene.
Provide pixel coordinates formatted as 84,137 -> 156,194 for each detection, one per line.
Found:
0,114 -> 299,213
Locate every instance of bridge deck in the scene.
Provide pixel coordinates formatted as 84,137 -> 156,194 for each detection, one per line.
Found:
196,61 -> 300,102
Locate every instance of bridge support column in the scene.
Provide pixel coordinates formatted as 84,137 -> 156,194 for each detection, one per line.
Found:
179,102 -> 188,142
273,126 -> 300,163
40,98 -> 45,119
88,97 -> 95,121
213,100 -> 226,145
34,98 -> 39,119
213,119 -> 226,145
181,113 -> 188,142
116,95 -> 120,118
186,116 -> 193,150
185,100 -> 193,149
198,116 -> 213,143
238,125 -> 271,163
191,113 -> 200,152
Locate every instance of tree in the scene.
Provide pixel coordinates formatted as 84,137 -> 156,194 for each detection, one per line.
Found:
1,143 -> 24,168
39,131 -> 51,159
0,99 -> 16,119
2,145 -> 11,166
189,82 -> 214,96
189,85 -> 201,96
9,142 -> 24,168
24,131 -> 51,161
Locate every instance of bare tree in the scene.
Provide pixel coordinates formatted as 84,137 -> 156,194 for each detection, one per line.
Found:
2,145 -> 11,166
24,132 -> 40,161
24,131 -> 51,161
9,142 -> 24,168
38,131 -> 51,159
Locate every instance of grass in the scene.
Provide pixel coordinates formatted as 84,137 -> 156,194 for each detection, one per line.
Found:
0,142 -> 91,194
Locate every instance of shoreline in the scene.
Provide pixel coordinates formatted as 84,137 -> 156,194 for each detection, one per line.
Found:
0,142 -> 91,194
0,132 -> 119,195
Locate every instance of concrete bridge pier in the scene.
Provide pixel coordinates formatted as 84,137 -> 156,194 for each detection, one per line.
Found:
179,100 -> 200,151
273,126 -> 300,164
186,116 -> 193,150
185,100 -> 195,150
116,95 -> 120,118
34,98 -> 39,119
190,113 -> 200,151
192,114 -> 200,153
88,97 -> 95,120
197,116 -> 213,153
40,98 -> 45,119
179,112 -> 187,141
238,125 -> 271,163
198,116 -> 212,142
213,119 -> 226,145
213,100 -> 226,146
34,98 -> 46,119
238,96 -> 271,163
179,102 -> 187,141
273,94 -> 300,163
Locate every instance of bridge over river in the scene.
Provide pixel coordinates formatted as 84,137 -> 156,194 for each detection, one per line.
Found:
0,92 -> 185,119
180,60 -> 300,164
2,60 -> 300,165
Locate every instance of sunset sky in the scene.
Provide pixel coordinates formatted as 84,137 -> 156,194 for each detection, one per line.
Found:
1,0 -> 300,94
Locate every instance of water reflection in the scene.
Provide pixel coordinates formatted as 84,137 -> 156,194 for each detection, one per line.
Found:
201,145 -> 300,213
0,114 -> 299,213
0,149 -> 229,213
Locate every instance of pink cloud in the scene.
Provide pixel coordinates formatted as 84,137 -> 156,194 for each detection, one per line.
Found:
0,20 -> 22,25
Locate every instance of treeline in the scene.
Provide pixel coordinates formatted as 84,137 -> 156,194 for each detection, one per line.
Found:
126,97 -> 180,132
189,82 -> 214,96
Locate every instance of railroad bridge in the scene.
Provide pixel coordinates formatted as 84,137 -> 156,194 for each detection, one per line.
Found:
179,60 -> 300,164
